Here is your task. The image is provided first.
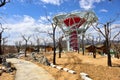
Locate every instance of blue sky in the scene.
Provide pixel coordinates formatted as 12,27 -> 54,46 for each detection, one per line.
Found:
0,0 -> 120,45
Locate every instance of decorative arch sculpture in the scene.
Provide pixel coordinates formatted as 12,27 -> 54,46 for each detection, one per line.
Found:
53,10 -> 98,51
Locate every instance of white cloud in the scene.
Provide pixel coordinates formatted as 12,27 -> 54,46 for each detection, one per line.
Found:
18,0 -> 25,2
17,0 -> 68,6
40,0 -> 63,6
79,0 -> 103,10
100,9 -> 108,13
38,16 -> 51,23
3,14 -> 120,45
23,15 -> 35,24
3,15 -> 63,45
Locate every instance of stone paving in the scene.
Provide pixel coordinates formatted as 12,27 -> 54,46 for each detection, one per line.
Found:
7,58 -> 55,80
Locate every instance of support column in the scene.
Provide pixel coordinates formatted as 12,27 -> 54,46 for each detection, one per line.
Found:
82,33 -> 85,55
67,36 -> 70,51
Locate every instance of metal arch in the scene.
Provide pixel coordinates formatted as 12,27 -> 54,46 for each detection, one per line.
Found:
53,10 -> 98,51
53,10 -> 98,33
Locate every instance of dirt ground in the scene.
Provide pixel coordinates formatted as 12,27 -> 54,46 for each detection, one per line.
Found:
0,72 -> 15,80
1,52 -> 120,80
0,64 -> 15,80
34,52 -> 120,80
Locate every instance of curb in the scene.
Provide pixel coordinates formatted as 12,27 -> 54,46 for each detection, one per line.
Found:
50,63 -> 76,74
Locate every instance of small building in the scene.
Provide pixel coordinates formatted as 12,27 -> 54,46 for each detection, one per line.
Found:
85,45 -> 96,53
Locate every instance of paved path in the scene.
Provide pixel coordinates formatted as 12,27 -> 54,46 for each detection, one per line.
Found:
7,58 -> 55,80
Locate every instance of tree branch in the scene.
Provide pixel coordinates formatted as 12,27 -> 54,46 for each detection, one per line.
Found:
0,0 -> 10,7
113,31 -> 120,40
92,23 -> 106,38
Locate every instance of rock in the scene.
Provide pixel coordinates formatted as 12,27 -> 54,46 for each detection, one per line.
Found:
6,68 -> 13,73
80,72 -> 92,80
63,68 -> 69,72
84,77 -> 92,80
56,66 -> 63,70
0,69 -> 3,76
6,53 -> 17,58
80,72 -> 88,76
2,57 -> 7,66
5,62 -> 11,68
50,63 -> 56,68
42,56 -> 50,66
31,52 -> 37,60
68,70 -> 76,74
51,65 -> 56,68
17,54 -> 24,58
39,56 -> 50,66
38,56 -> 44,63
31,53 -> 50,66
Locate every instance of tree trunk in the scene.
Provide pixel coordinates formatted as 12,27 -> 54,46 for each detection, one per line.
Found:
92,38 -> 96,58
17,48 -> 20,53
58,37 -> 63,58
93,46 -> 96,58
0,34 -> 2,64
53,28 -> 56,64
59,48 -> 62,58
82,34 -> 85,55
116,52 -> 119,59
25,49 -> 27,57
93,52 -> 96,58
2,45 -> 4,54
25,42 -> 27,57
37,45 -> 40,52
0,34 -> 2,55
106,38 -> 112,66
59,51 -> 61,58
45,46 -> 46,52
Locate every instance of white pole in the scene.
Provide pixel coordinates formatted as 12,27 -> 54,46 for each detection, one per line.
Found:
67,36 -> 70,51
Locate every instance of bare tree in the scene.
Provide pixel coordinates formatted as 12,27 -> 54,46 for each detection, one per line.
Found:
58,36 -> 63,58
15,40 -> 22,53
113,32 -> 120,59
33,35 -> 41,52
35,11 -> 59,64
92,12 -> 120,67
0,0 -> 10,63
42,38 -> 48,52
81,33 -> 85,55
52,23 -> 58,64
22,35 -> 31,57
0,24 -> 7,64
86,34 -> 96,58
0,0 -> 10,7
0,24 -> 7,55
35,30 -> 50,53
91,36 -> 96,58
93,21 -> 120,66
96,33 -> 102,45
2,37 -> 8,54
44,13 -> 58,64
